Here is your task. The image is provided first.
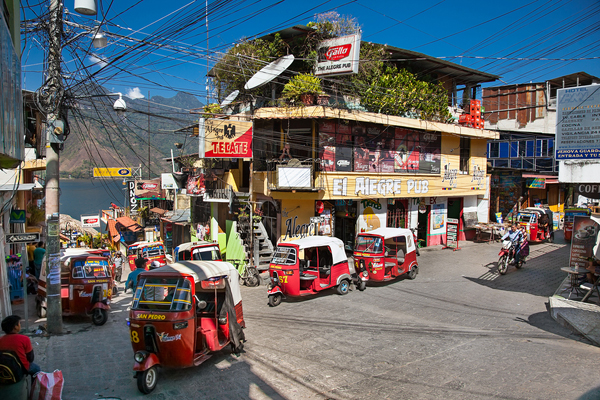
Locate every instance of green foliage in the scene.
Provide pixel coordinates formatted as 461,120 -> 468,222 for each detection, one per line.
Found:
356,67 -> 452,122
306,12 -> 360,37
212,34 -> 287,101
282,74 -> 323,102
202,103 -> 222,119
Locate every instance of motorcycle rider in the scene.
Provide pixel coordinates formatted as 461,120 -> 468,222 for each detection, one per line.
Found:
501,224 -> 524,265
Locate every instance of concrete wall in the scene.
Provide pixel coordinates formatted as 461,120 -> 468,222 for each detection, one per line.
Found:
559,160 -> 600,183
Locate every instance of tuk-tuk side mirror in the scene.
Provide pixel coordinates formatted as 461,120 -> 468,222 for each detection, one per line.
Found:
218,317 -> 227,325
196,299 -> 207,311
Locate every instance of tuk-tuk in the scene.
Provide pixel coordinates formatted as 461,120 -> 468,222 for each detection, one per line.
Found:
517,207 -> 554,243
127,241 -> 167,271
267,236 -> 362,307
36,253 -> 112,325
128,260 -> 245,394
564,208 -> 592,242
354,227 -> 418,283
63,248 -> 119,296
174,241 -> 222,262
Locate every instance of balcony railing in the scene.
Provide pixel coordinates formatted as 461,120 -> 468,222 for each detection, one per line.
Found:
203,178 -> 233,203
266,159 -> 325,191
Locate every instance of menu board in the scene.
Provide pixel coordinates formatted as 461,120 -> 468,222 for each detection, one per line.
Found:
445,218 -> 459,250
569,216 -> 599,269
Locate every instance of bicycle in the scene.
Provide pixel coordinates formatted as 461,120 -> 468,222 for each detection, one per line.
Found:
231,260 -> 261,287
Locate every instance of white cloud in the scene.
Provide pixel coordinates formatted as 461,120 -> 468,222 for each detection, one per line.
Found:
126,87 -> 145,100
88,54 -> 108,68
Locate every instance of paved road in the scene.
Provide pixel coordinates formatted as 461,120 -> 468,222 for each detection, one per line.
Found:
29,234 -> 600,399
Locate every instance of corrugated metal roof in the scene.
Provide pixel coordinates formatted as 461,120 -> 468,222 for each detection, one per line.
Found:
162,209 -> 191,224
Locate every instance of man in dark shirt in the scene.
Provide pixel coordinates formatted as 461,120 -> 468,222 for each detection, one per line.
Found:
0,315 -> 40,375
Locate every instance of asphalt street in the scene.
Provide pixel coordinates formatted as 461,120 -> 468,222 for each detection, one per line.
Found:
27,233 -> 600,399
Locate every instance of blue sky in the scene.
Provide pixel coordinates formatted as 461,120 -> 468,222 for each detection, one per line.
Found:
21,0 -> 600,102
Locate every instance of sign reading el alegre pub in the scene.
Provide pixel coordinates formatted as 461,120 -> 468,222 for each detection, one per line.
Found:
204,119 -> 252,158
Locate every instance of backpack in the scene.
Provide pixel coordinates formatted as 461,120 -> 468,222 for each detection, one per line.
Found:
0,350 -> 25,384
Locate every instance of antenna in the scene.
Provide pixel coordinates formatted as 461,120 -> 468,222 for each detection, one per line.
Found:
244,55 -> 295,90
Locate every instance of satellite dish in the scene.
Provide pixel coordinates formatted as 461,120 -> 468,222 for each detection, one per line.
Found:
220,90 -> 239,107
244,54 -> 295,90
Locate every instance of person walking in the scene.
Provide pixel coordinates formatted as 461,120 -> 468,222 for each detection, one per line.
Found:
113,252 -> 123,283
32,242 -> 45,279
126,257 -> 147,293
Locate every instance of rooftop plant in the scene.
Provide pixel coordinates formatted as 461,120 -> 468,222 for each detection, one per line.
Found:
282,74 -> 323,103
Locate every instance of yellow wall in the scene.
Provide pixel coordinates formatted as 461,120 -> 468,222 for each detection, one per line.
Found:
279,199 -> 320,243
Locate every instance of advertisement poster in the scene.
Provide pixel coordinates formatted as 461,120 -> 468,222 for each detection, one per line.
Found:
394,127 -> 420,172
569,216 -> 600,269
419,132 -> 442,174
81,215 -> 101,228
319,130 -> 336,171
445,218 -> 459,249
432,202 -> 446,231
319,208 -> 332,235
204,119 -> 253,158
357,199 -> 387,233
354,130 -> 370,172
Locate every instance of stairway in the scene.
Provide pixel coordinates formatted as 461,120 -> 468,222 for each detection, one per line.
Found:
235,216 -> 274,271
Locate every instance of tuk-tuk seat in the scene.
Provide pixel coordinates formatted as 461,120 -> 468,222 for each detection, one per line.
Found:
299,273 -> 317,281
396,248 -> 405,264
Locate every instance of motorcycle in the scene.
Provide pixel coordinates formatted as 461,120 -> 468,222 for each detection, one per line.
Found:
497,236 -> 529,275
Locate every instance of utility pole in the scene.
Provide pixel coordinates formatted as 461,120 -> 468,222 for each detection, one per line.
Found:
148,91 -> 151,180
44,0 -> 64,334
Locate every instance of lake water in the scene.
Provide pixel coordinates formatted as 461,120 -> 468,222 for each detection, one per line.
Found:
60,179 -> 127,230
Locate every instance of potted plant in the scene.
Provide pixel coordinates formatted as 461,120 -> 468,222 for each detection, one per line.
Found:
282,73 -> 322,106
317,92 -> 330,106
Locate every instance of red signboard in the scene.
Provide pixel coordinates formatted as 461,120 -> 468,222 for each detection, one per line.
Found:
142,183 -> 158,190
325,44 -> 351,61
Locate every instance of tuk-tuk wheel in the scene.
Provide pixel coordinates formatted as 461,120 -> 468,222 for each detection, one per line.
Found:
112,286 -> 119,297
337,279 -> 350,295
356,280 -> 366,291
268,293 -> 282,307
136,366 -> 158,394
92,309 -> 108,326
408,266 -> 418,280
36,301 -> 46,318
547,233 -> 554,243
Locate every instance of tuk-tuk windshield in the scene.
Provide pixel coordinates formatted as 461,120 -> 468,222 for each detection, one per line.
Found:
518,213 -> 536,224
355,236 -> 383,254
272,247 -> 297,265
132,278 -> 192,311
72,260 -> 110,279
144,245 -> 165,258
192,247 -> 221,261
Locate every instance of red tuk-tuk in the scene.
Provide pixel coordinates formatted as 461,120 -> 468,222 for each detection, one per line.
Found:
354,227 -> 418,283
127,241 -> 167,271
64,248 -> 119,296
517,207 -> 554,243
128,260 -> 245,394
267,236 -> 362,307
174,241 -> 222,262
36,253 -> 112,325
564,208 -> 592,242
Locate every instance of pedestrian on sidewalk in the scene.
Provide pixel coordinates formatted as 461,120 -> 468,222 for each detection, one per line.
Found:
32,242 -> 45,279
113,252 -> 123,283
0,315 -> 41,376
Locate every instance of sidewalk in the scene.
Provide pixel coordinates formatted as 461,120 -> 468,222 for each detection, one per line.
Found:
549,290 -> 600,347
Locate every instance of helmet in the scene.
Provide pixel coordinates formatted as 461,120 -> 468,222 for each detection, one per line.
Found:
149,260 -> 161,269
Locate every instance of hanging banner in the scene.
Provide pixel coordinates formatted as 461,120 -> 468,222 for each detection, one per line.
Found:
204,119 -> 252,158
127,180 -> 138,214
186,174 -> 206,196
93,168 -> 132,177
81,215 -> 101,228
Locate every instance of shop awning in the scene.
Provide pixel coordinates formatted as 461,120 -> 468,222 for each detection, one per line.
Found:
150,207 -> 167,215
116,216 -> 143,233
136,191 -> 166,200
0,183 -> 35,191
162,209 -> 191,225
107,219 -> 121,242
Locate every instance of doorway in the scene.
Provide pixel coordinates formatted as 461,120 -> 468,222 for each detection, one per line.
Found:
417,205 -> 429,247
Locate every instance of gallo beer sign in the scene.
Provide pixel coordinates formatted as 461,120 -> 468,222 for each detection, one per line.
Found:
204,119 -> 252,158
81,215 -> 101,228
315,34 -> 361,77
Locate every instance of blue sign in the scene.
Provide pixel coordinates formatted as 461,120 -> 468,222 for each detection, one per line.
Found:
10,210 -> 26,223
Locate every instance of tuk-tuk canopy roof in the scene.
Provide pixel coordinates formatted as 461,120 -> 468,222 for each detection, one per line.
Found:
522,207 -> 553,216
358,227 -> 417,253
280,236 -> 347,265
140,260 -> 242,304
361,227 -> 413,240
176,241 -> 218,252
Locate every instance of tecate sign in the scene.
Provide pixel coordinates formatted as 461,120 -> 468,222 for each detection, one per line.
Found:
315,34 -> 361,77
142,183 -> 158,190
